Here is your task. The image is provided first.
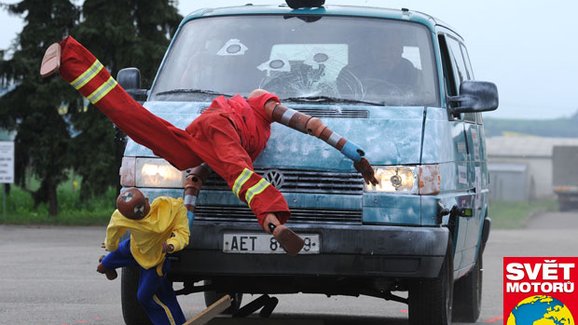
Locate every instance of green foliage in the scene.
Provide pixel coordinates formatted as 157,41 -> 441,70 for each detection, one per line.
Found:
489,199 -> 558,229
68,0 -> 182,201
0,184 -> 115,225
68,105 -> 120,201
0,0 -> 80,215
0,0 -> 182,214
75,0 -> 181,87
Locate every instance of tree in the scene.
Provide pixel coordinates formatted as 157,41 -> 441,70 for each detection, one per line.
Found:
0,0 -> 182,213
69,0 -> 181,200
0,0 -> 80,215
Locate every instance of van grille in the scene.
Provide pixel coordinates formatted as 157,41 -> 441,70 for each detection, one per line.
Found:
199,107 -> 368,118
203,169 -> 364,194
195,206 -> 362,224
196,169 -> 364,224
296,108 -> 369,118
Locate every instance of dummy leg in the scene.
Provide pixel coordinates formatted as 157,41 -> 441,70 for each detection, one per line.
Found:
98,239 -> 137,280
40,36 -> 202,170
97,255 -> 118,280
137,264 -> 186,325
263,213 -> 305,257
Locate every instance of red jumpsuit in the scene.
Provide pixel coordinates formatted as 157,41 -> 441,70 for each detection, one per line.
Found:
58,36 -> 289,226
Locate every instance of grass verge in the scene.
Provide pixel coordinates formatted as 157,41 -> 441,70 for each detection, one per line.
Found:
0,185 -> 115,225
489,199 -> 558,229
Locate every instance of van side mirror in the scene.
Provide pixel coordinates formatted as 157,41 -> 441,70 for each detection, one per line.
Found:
117,68 -> 148,102
448,80 -> 499,113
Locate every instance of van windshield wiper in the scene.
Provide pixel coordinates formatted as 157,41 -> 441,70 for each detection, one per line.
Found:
281,95 -> 383,106
155,88 -> 233,97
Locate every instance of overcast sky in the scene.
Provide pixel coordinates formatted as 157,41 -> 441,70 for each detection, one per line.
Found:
1,0 -> 577,120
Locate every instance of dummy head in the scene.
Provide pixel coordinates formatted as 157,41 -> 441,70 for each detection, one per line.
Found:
248,88 -> 270,99
248,88 -> 278,119
116,187 -> 150,220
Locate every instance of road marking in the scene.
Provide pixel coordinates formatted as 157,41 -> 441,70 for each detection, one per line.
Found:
484,315 -> 503,323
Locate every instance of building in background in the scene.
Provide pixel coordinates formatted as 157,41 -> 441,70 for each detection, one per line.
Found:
488,162 -> 530,202
487,136 -> 578,201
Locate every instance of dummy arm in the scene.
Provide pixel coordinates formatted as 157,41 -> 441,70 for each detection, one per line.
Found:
104,213 -> 127,251
165,206 -> 190,253
183,163 -> 211,212
265,101 -> 379,185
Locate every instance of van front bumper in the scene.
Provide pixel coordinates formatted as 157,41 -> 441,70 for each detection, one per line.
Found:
170,222 -> 449,279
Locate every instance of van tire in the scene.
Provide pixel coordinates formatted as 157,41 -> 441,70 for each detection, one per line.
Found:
452,252 -> 483,322
408,240 -> 453,325
203,280 -> 243,314
121,266 -> 152,325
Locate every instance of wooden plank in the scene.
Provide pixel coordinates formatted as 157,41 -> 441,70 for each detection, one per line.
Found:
183,295 -> 232,325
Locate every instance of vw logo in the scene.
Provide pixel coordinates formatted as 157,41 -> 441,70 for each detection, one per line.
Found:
263,170 -> 285,188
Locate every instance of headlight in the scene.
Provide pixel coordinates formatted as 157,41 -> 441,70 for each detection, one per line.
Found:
120,157 -> 184,188
365,166 -> 417,193
365,165 -> 440,195
119,157 -> 136,187
137,158 -> 184,188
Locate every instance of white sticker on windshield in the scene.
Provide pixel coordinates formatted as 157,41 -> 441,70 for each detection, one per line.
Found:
257,44 -> 348,80
217,39 -> 248,56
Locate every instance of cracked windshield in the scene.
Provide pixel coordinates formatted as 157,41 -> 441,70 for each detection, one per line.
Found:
151,16 -> 438,106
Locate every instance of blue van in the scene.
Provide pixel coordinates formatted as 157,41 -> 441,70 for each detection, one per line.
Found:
117,2 -> 498,324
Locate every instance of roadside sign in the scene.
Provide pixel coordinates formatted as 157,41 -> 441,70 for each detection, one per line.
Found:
0,141 -> 14,184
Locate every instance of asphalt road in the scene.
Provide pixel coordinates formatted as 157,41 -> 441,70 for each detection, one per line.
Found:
0,210 -> 577,325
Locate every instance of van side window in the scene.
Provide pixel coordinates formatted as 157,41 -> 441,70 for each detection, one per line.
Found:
437,34 -> 457,99
458,43 -> 484,124
447,36 -> 476,122
446,36 -> 469,86
460,43 -> 475,80
438,33 -> 476,122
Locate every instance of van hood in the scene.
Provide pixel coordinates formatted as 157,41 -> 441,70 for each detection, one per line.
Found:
259,105 -> 426,170
128,101 -> 427,170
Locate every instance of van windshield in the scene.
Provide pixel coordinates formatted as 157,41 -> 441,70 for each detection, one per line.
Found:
150,15 -> 439,106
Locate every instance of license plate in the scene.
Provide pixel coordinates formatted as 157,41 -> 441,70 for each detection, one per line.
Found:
223,232 -> 320,254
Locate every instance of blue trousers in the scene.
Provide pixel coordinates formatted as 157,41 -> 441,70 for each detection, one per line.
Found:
102,239 -> 186,325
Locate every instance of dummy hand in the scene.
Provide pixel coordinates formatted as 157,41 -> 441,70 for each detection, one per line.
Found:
162,242 -> 174,254
354,158 -> 379,186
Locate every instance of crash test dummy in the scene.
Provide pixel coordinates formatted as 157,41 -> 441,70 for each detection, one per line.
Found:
40,36 -> 379,256
97,187 -> 189,325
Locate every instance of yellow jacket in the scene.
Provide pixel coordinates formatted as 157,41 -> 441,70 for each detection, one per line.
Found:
104,196 -> 190,270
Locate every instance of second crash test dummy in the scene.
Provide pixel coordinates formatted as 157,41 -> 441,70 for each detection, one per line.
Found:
97,188 -> 189,325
